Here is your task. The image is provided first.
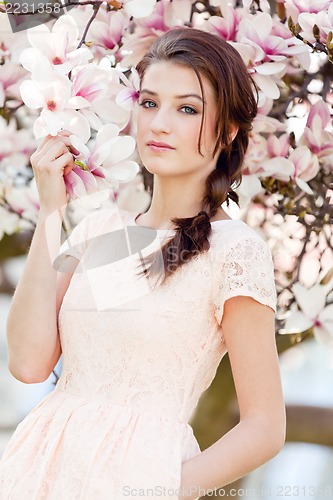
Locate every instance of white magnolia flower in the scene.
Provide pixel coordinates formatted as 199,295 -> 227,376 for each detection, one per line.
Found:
282,282 -> 333,346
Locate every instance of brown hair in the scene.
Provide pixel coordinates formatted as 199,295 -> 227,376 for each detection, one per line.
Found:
134,27 -> 258,286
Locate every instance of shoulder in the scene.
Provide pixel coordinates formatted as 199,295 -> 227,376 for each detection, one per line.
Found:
210,221 -> 277,324
210,220 -> 272,263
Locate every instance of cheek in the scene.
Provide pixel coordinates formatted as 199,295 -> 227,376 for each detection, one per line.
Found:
136,113 -> 147,145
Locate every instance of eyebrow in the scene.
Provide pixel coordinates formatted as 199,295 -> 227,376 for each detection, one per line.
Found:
140,89 -> 205,103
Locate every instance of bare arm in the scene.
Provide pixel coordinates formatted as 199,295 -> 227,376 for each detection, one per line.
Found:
179,296 -> 286,499
6,132 -> 78,384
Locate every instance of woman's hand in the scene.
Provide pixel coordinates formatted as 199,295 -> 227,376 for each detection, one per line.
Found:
30,131 -> 77,215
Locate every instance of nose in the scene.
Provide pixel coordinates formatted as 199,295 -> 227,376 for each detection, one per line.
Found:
150,107 -> 172,135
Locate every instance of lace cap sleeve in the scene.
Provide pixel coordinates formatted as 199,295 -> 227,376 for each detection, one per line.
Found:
212,232 -> 277,326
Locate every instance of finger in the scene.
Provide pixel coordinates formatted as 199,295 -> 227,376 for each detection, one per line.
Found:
63,163 -> 74,176
49,142 -> 69,161
56,136 -> 80,153
36,143 -> 69,170
35,135 -> 67,162
58,129 -> 71,137
31,134 -> 54,162
52,151 -> 75,172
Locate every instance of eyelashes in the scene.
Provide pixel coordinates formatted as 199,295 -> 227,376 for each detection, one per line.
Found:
138,100 -> 198,115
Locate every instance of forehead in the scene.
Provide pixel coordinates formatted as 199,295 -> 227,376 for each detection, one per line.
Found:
140,61 -> 215,100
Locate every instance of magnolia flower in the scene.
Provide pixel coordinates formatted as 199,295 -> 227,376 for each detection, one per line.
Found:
285,0 -> 331,20
299,100 -> 333,167
253,101 -> 288,134
267,133 -> 290,158
20,16 -> 92,75
0,62 -> 27,107
120,0 -> 180,67
89,9 -> 130,54
63,124 -> 139,199
115,68 -> 140,111
290,146 -> 320,194
230,41 -> 285,99
233,12 -> 310,99
170,0 -> 196,22
0,16 -> 28,64
298,6 -> 333,44
81,62 -> 132,131
4,179 -> 40,226
200,7 -> 243,42
0,116 -> 36,172
282,282 -> 333,347
121,0 -> 157,18
19,58 -> 90,142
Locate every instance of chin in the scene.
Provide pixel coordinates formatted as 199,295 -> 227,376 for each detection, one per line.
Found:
142,156 -> 176,175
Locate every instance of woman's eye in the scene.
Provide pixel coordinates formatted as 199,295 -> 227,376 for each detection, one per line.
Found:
181,106 -> 197,115
139,100 -> 156,108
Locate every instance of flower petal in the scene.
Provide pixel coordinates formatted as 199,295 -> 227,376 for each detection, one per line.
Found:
19,80 -> 44,109
295,177 -> 314,195
283,310 -> 314,334
106,160 -> 139,182
103,136 -> 136,164
293,283 -> 327,319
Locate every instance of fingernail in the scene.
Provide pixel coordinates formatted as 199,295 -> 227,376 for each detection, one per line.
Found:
70,146 -> 80,155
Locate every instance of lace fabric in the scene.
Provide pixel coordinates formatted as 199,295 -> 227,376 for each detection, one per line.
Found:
0,208 -> 277,500
210,230 -> 277,326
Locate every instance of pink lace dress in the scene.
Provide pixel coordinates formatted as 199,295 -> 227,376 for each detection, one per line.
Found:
0,208 -> 277,499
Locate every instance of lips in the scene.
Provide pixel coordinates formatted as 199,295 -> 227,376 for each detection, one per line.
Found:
147,141 -> 175,150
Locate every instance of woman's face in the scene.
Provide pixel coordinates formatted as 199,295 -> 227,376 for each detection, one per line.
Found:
136,61 -> 221,178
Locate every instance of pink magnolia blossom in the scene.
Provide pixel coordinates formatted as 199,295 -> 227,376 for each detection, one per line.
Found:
290,145 -> 320,194
299,100 -> 333,168
63,125 -> 139,199
298,4 -> 333,44
200,7 -> 243,42
239,132 -> 294,205
79,62 -> 132,131
120,0 -> 157,19
4,178 -> 40,227
120,0 -> 181,67
20,16 -> 92,75
0,16 -> 28,64
254,100 -> 288,134
71,65 -> 109,107
0,116 -> 36,173
282,282 -> 333,347
232,12 -> 310,99
19,59 -> 91,142
267,133 -> 290,158
115,68 -> 140,111
270,18 -> 311,69
285,0 -> 331,20
89,9 -> 130,55
170,0 -> 196,22
0,62 -> 27,107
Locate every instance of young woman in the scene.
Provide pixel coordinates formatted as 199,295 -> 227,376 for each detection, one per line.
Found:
0,27 -> 286,500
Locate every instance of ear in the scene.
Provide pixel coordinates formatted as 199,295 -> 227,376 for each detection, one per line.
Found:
229,123 -> 239,143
